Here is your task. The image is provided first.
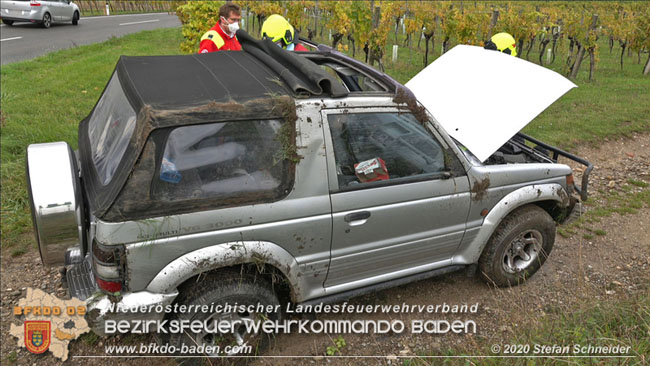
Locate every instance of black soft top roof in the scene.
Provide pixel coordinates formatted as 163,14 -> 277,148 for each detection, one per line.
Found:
81,30 -> 348,219
116,30 -> 347,111
117,52 -> 289,109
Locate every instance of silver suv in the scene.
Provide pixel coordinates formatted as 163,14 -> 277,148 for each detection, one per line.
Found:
25,32 -> 591,355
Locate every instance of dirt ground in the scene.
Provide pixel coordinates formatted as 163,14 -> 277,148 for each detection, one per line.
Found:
1,133 -> 649,366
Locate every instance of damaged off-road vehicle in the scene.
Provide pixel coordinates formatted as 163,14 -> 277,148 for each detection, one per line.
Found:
26,30 -> 591,356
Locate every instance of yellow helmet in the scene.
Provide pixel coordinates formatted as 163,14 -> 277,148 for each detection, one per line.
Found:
261,14 -> 295,47
485,32 -> 517,57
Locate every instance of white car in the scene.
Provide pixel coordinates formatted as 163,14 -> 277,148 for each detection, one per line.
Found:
1,0 -> 80,28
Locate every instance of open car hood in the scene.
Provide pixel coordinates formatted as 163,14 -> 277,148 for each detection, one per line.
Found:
405,45 -> 576,162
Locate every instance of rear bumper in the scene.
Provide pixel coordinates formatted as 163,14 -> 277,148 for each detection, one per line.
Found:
85,290 -> 179,336
1,11 -> 43,22
66,254 -> 178,336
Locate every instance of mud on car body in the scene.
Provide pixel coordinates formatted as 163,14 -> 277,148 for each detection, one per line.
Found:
25,30 -> 591,355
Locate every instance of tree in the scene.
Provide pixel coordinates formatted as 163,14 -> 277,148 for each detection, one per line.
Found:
321,1 -> 352,49
633,7 -> 650,75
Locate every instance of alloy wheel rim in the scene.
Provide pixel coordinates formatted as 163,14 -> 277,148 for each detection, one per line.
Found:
502,229 -> 543,274
196,310 -> 261,356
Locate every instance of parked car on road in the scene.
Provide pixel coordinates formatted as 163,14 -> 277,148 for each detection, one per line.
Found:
25,30 -> 591,357
1,0 -> 79,28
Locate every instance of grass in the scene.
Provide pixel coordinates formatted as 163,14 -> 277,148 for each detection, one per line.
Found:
80,332 -> 100,346
558,181 -> 650,241
3,351 -> 17,364
419,295 -> 649,365
628,179 -> 649,188
0,28 -> 183,253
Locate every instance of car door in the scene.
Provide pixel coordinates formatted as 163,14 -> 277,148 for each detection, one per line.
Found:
42,0 -> 60,20
322,107 -> 471,288
57,0 -> 73,21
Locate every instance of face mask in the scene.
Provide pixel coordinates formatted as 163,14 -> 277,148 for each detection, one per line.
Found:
221,17 -> 239,35
274,41 -> 294,51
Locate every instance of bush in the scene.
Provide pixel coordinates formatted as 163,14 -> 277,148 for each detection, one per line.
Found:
176,1 -> 225,54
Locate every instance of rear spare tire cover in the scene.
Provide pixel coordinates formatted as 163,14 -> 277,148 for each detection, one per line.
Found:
26,142 -> 84,266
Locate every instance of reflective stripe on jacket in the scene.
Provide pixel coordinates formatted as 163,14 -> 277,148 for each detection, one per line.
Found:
198,24 -> 241,53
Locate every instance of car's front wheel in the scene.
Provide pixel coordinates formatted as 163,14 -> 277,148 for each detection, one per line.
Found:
2,19 -> 14,26
479,205 -> 556,287
41,12 -> 51,28
165,270 -> 281,365
72,11 -> 79,25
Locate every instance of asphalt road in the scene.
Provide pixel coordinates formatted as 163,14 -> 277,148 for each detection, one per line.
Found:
0,12 -> 180,65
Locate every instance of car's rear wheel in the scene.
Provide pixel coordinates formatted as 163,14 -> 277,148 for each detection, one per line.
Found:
164,270 -> 281,365
479,205 -> 555,287
41,13 -> 51,28
72,11 -> 79,25
2,19 -> 14,26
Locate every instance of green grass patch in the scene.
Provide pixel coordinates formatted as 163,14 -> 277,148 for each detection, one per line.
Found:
10,246 -> 28,257
80,332 -> 100,346
409,294 -> 649,365
628,179 -> 649,188
3,351 -> 17,364
0,28 -> 183,251
560,186 -> 649,240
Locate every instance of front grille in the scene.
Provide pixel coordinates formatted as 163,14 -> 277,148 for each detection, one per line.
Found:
66,256 -> 98,300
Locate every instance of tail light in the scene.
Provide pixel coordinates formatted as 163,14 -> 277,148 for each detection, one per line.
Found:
92,242 -> 123,293
30,1 -> 41,6
95,277 -> 122,293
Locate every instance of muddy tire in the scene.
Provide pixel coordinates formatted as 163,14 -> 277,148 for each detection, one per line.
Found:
164,270 -> 281,365
479,205 -> 555,287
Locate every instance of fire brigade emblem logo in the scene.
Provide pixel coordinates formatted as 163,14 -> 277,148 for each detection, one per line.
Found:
24,321 -> 51,354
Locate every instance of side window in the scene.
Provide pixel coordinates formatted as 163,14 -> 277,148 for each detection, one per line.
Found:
153,119 -> 291,204
328,112 -> 446,188
87,73 -> 137,185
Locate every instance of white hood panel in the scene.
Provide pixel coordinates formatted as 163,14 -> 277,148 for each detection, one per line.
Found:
405,45 -> 576,162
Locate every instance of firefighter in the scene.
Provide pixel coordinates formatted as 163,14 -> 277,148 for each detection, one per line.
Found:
260,14 -> 308,51
198,2 -> 242,53
484,32 -> 517,56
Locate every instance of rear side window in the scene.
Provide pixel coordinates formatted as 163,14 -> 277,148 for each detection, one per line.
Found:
153,119 -> 291,204
87,73 -> 137,185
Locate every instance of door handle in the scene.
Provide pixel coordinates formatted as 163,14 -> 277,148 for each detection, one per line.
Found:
344,211 -> 371,223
